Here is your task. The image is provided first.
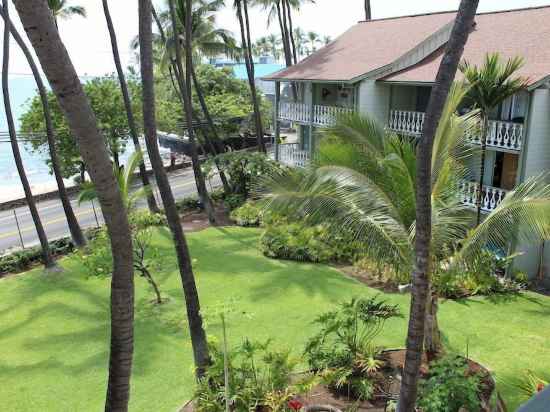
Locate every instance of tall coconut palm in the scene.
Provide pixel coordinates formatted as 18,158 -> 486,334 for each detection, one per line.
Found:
166,0 -> 217,223
459,53 -> 529,225
47,0 -> 86,26
306,31 -> 318,54
235,0 -> 266,152
254,36 -> 270,56
139,0 -> 210,377
1,1 -> 55,268
267,33 -> 281,60
13,1 -> 135,410
0,3 -> 86,247
398,2 -> 479,409
102,0 -> 160,214
152,0 -> 233,194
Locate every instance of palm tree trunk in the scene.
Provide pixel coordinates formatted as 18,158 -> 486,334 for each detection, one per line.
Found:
165,0 -> 216,224
13,3 -> 136,410
2,1 -> 55,268
284,0 -> 297,65
423,286 -> 442,360
190,64 -> 231,193
364,0 -> 371,20
397,1 -> 479,411
139,0 -> 210,377
102,0 -> 160,214
278,0 -> 292,67
476,114 -> 488,225
236,0 -> 266,152
0,4 -> 86,248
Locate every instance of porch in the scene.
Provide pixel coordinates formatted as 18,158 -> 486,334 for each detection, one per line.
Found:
278,102 -> 353,127
388,109 -> 524,152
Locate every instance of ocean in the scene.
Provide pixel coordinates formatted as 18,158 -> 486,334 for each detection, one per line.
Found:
0,75 -> 169,202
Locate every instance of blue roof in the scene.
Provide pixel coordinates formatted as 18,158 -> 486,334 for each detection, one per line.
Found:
232,63 -> 284,80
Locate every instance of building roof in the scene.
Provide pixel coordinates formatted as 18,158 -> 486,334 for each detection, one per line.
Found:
383,6 -> 550,86
264,6 -> 550,87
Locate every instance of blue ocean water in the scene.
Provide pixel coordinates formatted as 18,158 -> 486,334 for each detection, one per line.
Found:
0,76 -> 169,201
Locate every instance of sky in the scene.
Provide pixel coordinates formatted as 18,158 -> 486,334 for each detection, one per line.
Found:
2,0 -> 550,77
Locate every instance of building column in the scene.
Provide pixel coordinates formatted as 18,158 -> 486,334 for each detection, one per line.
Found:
274,81 -> 280,161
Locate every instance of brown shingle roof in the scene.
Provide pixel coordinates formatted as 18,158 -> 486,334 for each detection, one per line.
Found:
266,6 -> 550,86
383,6 -> 550,86
264,11 -> 457,82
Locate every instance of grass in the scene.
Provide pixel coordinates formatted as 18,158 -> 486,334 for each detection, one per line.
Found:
1,226 -> 549,411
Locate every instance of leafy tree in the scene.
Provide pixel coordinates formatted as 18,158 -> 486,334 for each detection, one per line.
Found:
20,76 -> 141,179
459,53 -> 529,224
14,2 -> 135,409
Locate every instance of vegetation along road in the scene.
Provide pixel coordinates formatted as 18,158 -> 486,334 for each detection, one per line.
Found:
0,168 -> 219,252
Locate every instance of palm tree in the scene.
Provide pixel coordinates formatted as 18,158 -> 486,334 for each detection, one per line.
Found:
235,0 -> 266,152
1,1 -> 55,268
102,0 -> 160,214
321,35 -> 331,46
254,36 -> 270,56
364,0 -> 371,20
13,1 -> 136,410
398,2 -> 479,409
267,33 -> 281,60
0,3 -> 86,248
259,93 -> 550,408
292,28 -> 306,58
459,54 -> 529,225
139,0 -> 210,377
78,151 -> 150,211
152,0 -> 233,194
47,0 -> 86,26
306,31 -> 318,54
165,0 -> 217,223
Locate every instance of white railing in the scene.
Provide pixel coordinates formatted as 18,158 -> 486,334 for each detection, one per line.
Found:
388,110 -> 425,136
468,120 -> 524,152
277,143 -> 310,168
313,105 -> 353,126
459,181 -> 508,213
388,109 -> 524,151
278,102 -> 353,127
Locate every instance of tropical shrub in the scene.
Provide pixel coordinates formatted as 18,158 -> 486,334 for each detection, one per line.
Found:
260,222 -> 363,264
432,251 -> 525,298
175,195 -> 203,213
129,210 -> 167,229
224,193 -> 246,211
304,297 -> 401,401
78,229 -> 113,278
0,237 -> 74,275
418,355 -> 482,412
230,201 -> 263,226
504,370 -> 548,403
204,151 -> 283,198
194,339 -> 313,412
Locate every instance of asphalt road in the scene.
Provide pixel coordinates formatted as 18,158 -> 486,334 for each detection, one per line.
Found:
0,168 -> 220,252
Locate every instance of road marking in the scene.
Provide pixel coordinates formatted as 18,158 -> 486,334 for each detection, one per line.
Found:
0,180 -> 199,241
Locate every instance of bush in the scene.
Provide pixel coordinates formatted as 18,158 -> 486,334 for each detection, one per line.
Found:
418,355 -> 482,412
0,233 -> 98,276
260,222 -> 363,264
305,297 -> 401,401
230,201 -> 263,226
194,339 -> 312,412
175,195 -> 203,213
224,193 -> 246,211
129,210 -> 167,229
78,229 -> 113,278
433,251 -> 524,299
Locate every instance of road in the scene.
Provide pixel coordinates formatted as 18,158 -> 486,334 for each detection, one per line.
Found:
0,168 -> 219,252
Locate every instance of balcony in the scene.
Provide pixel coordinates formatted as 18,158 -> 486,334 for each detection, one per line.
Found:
459,181 -> 508,213
279,102 -> 353,127
272,143 -> 310,168
388,109 -> 524,152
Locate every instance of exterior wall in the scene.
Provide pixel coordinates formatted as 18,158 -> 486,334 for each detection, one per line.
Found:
513,88 -> 550,280
358,80 -> 391,125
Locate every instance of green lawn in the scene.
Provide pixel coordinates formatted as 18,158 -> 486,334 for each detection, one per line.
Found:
1,227 -> 549,411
